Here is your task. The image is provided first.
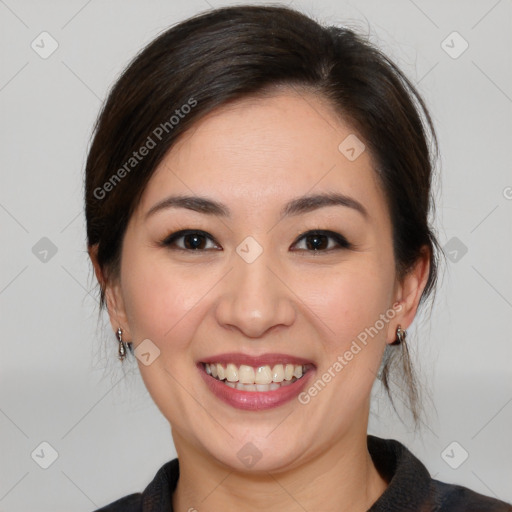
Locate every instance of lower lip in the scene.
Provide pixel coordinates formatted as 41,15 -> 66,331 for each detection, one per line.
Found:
198,364 -> 314,411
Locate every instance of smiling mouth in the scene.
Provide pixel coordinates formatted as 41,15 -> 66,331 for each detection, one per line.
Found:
202,362 -> 312,392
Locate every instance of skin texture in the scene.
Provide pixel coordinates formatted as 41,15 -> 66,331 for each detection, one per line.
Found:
91,89 -> 430,511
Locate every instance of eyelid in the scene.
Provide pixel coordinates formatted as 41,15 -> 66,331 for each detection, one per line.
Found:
291,229 -> 352,251
161,228 -> 352,252
161,229 -> 221,251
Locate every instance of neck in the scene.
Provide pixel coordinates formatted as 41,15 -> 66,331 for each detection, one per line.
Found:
172,427 -> 388,512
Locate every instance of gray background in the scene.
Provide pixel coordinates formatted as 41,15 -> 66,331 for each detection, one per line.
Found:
1,0 -> 511,510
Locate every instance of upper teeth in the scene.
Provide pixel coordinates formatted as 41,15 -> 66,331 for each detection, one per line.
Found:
205,363 -> 304,384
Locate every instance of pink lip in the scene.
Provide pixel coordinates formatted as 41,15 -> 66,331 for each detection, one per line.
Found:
197,357 -> 315,411
199,352 -> 314,367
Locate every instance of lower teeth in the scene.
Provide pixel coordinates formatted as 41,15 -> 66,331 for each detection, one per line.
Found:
220,377 -> 298,392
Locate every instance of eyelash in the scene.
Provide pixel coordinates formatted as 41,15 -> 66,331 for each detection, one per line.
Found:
160,229 -> 353,253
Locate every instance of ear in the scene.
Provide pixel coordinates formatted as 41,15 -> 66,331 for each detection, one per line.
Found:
386,246 -> 431,344
88,244 -> 132,340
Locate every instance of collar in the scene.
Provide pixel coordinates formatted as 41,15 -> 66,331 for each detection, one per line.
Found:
367,435 -> 432,511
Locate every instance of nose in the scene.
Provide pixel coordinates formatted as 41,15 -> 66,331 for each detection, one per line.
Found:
214,246 -> 296,338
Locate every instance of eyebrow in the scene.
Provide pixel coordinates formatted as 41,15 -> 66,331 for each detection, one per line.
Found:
145,192 -> 368,221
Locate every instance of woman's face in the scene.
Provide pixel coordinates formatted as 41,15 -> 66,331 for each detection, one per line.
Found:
103,90 -> 425,472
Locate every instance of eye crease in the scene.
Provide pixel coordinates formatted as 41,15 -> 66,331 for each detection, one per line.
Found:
291,230 -> 352,251
160,229 -> 353,252
161,229 -> 221,251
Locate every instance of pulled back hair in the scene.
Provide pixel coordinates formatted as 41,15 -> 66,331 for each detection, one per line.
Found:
85,5 -> 442,425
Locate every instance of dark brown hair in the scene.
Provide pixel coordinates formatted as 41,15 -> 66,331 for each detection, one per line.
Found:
85,5 -> 442,424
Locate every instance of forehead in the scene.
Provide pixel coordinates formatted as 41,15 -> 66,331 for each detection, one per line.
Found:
136,90 -> 388,223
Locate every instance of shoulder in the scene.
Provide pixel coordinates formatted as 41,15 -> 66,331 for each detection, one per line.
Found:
430,479 -> 512,511
92,458 -> 179,512
92,492 -> 142,511
367,435 -> 511,511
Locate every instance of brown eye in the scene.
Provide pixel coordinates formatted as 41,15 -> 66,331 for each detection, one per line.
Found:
291,230 -> 352,252
162,230 -> 221,251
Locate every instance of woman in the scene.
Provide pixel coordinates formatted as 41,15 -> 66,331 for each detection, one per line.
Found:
85,5 -> 511,511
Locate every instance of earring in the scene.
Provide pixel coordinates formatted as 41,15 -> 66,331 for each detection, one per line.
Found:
391,324 -> 407,346
117,327 -> 128,361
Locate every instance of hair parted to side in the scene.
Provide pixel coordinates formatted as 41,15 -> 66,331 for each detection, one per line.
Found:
85,5 -> 443,426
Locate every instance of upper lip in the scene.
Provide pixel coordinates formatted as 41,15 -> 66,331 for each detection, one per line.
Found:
199,352 -> 315,367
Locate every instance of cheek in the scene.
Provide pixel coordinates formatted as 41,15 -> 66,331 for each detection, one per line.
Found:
118,247 -> 212,422
297,266 -> 394,415
119,246 -> 203,350
299,259 -> 395,348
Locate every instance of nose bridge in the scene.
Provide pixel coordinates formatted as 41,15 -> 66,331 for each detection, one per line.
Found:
215,238 -> 296,337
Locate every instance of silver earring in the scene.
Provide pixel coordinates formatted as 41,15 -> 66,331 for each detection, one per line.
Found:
117,327 -> 128,361
391,325 -> 407,346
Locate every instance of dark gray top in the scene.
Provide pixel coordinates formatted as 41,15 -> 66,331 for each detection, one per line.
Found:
94,435 -> 512,511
